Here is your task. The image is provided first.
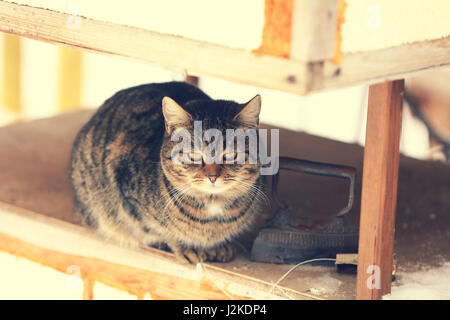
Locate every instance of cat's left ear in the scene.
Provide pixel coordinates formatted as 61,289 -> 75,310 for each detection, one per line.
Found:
233,95 -> 261,128
162,96 -> 192,135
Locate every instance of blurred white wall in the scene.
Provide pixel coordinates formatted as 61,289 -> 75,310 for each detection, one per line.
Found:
0,35 -> 430,159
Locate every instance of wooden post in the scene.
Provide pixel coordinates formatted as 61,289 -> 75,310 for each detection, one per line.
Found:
185,75 -> 199,87
356,80 -> 404,300
58,46 -> 83,112
82,276 -> 94,300
2,34 -> 21,113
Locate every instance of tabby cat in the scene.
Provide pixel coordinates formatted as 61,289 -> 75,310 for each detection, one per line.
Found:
70,82 -> 265,263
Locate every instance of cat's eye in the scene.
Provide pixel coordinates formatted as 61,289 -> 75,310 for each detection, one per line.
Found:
223,150 -> 238,162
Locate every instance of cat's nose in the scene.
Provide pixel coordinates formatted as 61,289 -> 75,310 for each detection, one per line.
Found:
208,174 -> 218,183
204,164 -> 221,183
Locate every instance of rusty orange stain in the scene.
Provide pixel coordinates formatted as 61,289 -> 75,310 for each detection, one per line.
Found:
331,0 -> 347,64
255,0 -> 347,63
253,0 -> 294,58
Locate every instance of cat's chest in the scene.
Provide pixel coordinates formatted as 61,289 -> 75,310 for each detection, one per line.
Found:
205,204 -> 224,217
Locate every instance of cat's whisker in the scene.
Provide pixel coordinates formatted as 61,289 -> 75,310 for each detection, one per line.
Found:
177,186 -> 194,206
244,186 -> 269,207
162,184 -> 194,214
224,178 -> 266,199
236,180 -> 270,206
155,182 -> 192,207
158,190 -> 186,213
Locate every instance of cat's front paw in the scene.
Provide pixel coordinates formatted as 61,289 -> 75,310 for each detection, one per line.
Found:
166,242 -> 204,264
203,244 -> 235,263
168,242 -> 235,264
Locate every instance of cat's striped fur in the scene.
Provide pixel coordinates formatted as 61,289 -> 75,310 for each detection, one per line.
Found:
70,82 -> 265,263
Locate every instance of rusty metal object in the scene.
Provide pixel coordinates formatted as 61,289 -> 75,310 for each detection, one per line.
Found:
251,156 -> 359,264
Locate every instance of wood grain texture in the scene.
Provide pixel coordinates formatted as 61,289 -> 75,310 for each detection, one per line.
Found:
0,0 -> 311,95
0,232 -> 248,300
321,36 -> 450,92
356,80 -> 404,300
1,1 -> 449,95
0,201 -> 319,300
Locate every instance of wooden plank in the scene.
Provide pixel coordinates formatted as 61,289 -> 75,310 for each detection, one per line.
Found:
9,0 -> 265,51
0,1 -> 449,95
0,0 -> 311,95
356,80 -> 403,300
184,75 -> 199,87
0,232 -> 248,300
320,36 -> 450,92
0,201 -> 319,300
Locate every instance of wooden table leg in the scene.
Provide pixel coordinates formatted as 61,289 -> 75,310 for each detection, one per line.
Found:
356,79 -> 404,300
185,75 -> 199,86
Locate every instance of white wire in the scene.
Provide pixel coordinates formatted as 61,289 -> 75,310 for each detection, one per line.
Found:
269,258 -> 336,294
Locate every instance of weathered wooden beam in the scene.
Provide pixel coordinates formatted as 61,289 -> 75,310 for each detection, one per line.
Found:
0,232 -> 247,300
0,1 -> 311,95
0,1 -> 449,95
0,201 -> 317,300
320,37 -> 450,92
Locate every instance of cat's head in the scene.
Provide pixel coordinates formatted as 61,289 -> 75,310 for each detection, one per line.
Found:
160,95 -> 262,197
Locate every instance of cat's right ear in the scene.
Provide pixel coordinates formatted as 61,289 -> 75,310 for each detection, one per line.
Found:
162,97 -> 192,135
233,95 -> 261,128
